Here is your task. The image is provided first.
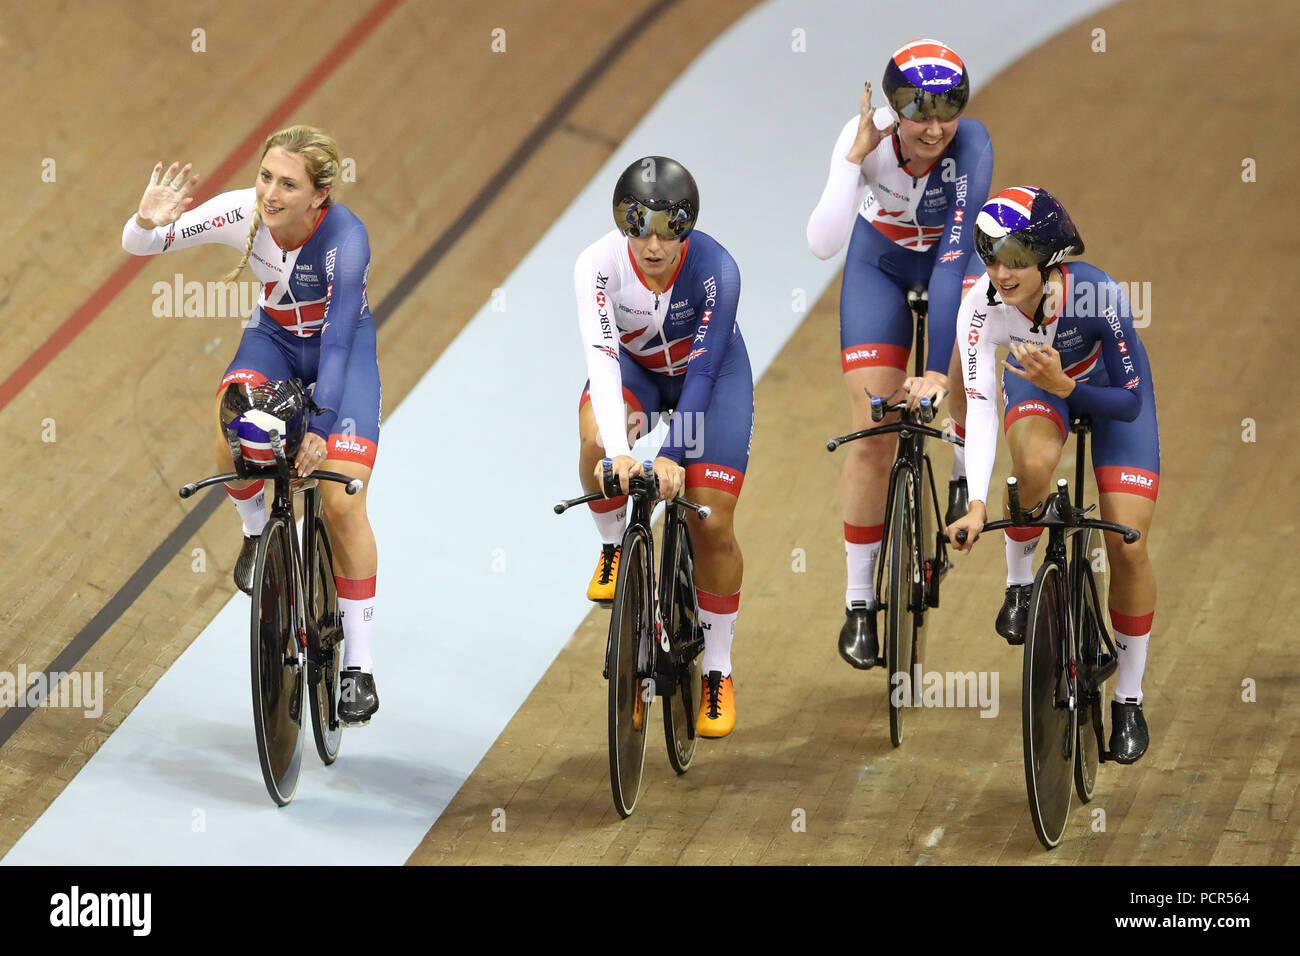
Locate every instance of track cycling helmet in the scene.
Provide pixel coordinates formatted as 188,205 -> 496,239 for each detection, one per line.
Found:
882,38 -> 970,122
219,377 -> 312,467
612,156 -> 699,240
974,185 -> 1085,273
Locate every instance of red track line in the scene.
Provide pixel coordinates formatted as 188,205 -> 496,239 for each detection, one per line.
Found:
0,0 -> 403,414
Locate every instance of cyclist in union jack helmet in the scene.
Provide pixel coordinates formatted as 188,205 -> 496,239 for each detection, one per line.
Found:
807,39 -> 992,672
122,125 -> 383,727
576,156 -> 754,738
946,186 -> 1160,763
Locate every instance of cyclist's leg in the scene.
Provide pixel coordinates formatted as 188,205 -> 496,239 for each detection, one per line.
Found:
1001,372 -> 1069,578
681,338 -> 752,737
997,373 -> 1067,642
838,225 -> 915,612
213,321 -> 295,593
313,322 -> 381,723
578,356 -> 658,599
1092,389 -> 1159,761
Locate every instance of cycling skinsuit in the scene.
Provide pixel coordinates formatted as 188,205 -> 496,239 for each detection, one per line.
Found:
575,229 -> 753,495
122,187 -> 381,468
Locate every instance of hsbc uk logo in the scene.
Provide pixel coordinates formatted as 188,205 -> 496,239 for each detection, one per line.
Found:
179,205 -> 245,241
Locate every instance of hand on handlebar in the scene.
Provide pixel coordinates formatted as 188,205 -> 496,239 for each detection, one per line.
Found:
946,500 -> 986,553
902,372 -> 949,412
653,456 -> 685,501
598,455 -> 642,496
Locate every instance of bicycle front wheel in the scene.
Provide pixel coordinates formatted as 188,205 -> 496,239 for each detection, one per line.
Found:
886,469 -> 920,747
307,516 -> 343,766
1074,527 -> 1109,802
1022,561 -> 1076,849
250,517 -> 305,806
608,528 -> 653,817
661,512 -> 702,775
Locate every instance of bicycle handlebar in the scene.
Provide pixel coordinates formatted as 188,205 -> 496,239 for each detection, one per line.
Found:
553,459 -> 712,519
967,477 -> 1140,544
827,388 -> 963,452
180,470 -> 362,499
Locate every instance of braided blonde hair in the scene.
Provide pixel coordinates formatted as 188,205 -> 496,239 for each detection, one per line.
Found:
222,125 -> 341,283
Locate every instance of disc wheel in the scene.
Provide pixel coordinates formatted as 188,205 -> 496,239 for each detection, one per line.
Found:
607,530 -> 653,817
662,515 -> 702,774
1022,562 -> 1076,849
886,470 -> 920,748
250,517 -> 305,806
308,517 -> 344,765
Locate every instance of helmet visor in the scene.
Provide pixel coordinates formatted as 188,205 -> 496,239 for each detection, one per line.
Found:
974,231 -> 1043,270
887,86 -> 965,122
614,199 -> 694,240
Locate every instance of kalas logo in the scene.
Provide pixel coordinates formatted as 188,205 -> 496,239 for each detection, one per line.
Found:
704,467 -> 736,483
1120,471 -> 1154,488
845,348 -> 878,362
333,438 -> 370,455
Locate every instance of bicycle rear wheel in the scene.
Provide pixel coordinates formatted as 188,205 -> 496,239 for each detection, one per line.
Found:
307,515 -> 343,766
608,528 -> 653,817
886,469 -> 920,748
250,517 -> 305,806
1074,528 -> 1109,802
661,512 -> 703,775
1022,561 -> 1076,848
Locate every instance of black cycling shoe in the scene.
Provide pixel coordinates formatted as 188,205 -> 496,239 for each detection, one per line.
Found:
339,669 -> 380,726
995,584 -> 1032,645
234,534 -> 258,596
1109,700 -> 1149,764
838,603 -> 880,669
945,477 -> 969,527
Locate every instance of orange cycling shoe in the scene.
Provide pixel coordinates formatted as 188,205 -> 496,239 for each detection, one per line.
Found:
696,670 -> 736,738
587,543 -> 621,603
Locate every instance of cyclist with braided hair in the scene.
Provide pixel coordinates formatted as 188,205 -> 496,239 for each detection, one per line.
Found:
122,125 -> 383,726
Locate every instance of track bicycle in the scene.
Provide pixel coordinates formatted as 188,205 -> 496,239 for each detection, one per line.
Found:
974,415 -> 1139,849
180,389 -> 363,807
826,289 -> 964,746
555,459 -> 711,817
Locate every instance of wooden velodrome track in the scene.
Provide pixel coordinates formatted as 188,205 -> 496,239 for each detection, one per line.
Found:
0,0 -> 1295,865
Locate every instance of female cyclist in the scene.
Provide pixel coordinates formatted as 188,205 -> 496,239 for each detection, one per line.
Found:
121,125 -> 382,726
807,39 -> 992,670
946,185 -> 1159,763
576,156 -> 753,738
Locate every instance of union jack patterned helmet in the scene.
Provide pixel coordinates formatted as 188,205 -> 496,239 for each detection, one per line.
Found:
220,378 -> 312,468
974,186 -> 1085,270
882,39 -> 969,122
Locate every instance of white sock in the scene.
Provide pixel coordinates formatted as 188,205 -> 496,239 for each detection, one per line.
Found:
338,575 -> 376,672
1112,610 -> 1152,704
226,481 -> 268,536
1005,530 -> 1043,586
845,523 -> 883,607
698,588 -> 738,678
588,496 -> 628,546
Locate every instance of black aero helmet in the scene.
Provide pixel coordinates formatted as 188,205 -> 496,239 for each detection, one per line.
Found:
612,156 -> 699,240
220,377 -> 312,467
882,38 -> 970,122
974,186 -> 1085,272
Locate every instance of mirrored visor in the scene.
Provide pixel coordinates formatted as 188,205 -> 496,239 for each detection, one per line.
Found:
887,86 -> 965,122
615,200 -> 693,240
974,231 -> 1043,270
